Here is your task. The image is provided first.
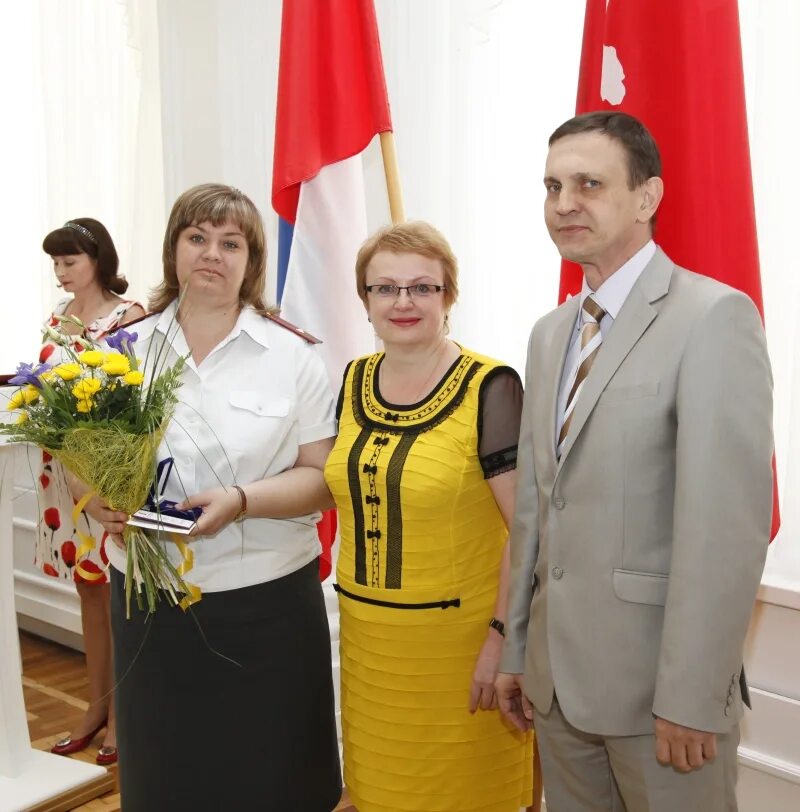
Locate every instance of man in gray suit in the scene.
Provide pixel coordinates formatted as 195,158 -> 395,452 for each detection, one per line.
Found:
495,111 -> 773,811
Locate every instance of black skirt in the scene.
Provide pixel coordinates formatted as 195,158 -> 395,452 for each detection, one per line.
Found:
110,560 -> 342,811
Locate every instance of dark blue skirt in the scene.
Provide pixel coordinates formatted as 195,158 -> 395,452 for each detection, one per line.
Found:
110,560 -> 342,811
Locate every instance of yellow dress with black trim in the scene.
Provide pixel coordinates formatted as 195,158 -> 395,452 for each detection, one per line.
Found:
324,349 -> 533,812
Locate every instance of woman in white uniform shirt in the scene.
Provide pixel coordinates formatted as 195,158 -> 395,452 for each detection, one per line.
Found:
95,184 -> 341,811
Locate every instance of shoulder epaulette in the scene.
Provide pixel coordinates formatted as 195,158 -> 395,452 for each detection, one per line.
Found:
263,312 -> 321,344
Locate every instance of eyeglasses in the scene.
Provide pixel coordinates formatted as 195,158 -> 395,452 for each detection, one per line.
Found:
364,283 -> 447,299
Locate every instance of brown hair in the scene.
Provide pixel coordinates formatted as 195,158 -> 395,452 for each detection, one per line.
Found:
42,218 -> 127,294
355,221 -> 459,308
548,111 -> 662,189
150,183 -> 272,313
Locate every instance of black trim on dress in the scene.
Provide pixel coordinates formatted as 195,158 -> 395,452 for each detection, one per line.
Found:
353,354 -> 483,435
481,445 -> 519,479
385,433 -> 417,588
334,583 -> 460,610
347,425 -> 373,585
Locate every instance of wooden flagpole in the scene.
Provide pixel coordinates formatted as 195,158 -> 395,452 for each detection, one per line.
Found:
379,131 -> 405,225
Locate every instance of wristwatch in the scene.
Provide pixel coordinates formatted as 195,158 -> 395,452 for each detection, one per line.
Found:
489,617 -> 505,637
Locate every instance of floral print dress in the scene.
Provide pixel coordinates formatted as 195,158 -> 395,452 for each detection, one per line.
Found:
34,297 -> 141,584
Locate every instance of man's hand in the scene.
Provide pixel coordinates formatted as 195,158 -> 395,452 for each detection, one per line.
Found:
655,716 -> 717,772
495,672 -> 534,732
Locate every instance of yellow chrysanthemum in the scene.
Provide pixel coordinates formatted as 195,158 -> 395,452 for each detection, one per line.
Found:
53,362 -> 82,381
78,350 -> 105,367
123,370 -> 144,386
76,399 -> 94,413
102,352 -> 131,376
6,390 -> 24,410
40,370 -> 55,383
16,411 -> 28,424
22,385 -> 40,405
72,378 -> 102,400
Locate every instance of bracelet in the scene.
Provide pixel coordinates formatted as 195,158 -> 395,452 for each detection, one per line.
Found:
489,617 -> 505,637
232,485 -> 247,522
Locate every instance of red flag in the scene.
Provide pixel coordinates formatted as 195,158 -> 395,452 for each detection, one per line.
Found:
565,0 -> 780,540
273,0 -> 392,579
316,509 -> 338,583
272,0 -> 392,224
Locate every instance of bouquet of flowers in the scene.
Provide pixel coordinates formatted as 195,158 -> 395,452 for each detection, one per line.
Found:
1,317 -> 194,616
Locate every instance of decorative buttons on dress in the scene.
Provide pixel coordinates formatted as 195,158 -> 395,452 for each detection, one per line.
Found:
551,566 -> 564,580
553,497 -> 566,510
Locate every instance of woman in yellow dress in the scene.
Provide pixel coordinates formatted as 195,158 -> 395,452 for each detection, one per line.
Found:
325,221 -> 539,812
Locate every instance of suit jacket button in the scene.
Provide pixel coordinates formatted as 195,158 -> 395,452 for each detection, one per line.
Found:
552,566 -> 564,580
553,497 -> 566,510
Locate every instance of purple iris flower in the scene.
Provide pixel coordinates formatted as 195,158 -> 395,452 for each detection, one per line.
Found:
105,328 -> 138,353
9,362 -> 52,389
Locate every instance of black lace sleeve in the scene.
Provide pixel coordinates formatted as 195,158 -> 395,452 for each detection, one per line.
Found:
335,361 -> 353,422
478,367 -> 524,479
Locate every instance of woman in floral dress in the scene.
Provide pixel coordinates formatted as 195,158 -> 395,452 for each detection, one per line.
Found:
36,218 -> 143,765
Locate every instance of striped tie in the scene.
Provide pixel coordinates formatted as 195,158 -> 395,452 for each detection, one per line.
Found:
557,296 -> 607,458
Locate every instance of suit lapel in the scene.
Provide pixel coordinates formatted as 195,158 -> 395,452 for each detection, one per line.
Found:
556,249 -> 673,471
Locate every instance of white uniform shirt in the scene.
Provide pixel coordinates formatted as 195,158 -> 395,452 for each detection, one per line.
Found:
105,302 -> 336,592
555,240 -> 656,446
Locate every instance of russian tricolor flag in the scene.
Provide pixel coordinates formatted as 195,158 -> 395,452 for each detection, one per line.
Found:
272,0 -> 392,389
272,0 -> 393,578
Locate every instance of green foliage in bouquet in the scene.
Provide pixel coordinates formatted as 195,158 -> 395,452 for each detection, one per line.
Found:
1,316 -> 193,615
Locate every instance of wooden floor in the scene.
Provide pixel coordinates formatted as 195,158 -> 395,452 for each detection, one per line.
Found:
20,631 -> 355,811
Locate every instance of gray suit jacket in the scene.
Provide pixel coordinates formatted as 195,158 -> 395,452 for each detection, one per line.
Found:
501,248 -> 773,736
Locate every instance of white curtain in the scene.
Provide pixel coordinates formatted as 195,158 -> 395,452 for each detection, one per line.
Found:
156,0 -> 283,299
0,0 -> 164,373
0,4 -> 48,374
369,0 -> 586,375
739,0 -> 800,579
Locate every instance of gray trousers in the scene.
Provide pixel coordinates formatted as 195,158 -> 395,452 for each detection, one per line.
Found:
534,698 -> 739,812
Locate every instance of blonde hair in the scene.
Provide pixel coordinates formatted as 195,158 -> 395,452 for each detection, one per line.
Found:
149,183 -> 274,313
355,221 -> 459,308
